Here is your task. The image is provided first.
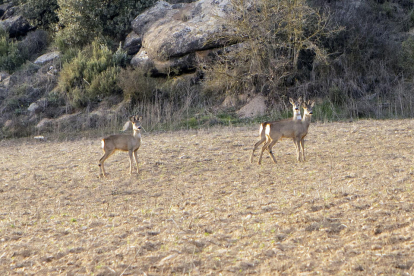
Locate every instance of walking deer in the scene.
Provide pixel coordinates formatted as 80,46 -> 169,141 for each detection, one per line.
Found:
250,97 -> 302,163
257,100 -> 315,164
99,116 -> 143,177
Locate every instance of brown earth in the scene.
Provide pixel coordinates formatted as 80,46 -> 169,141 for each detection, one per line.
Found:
1,119 -> 414,275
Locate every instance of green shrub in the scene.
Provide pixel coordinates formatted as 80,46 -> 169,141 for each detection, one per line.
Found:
58,40 -> 123,108
55,0 -> 156,50
0,30 -> 24,72
88,67 -> 121,99
18,30 -> 49,60
112,42 -> 128,68
21,0 -> 59,30
0,29 -> 48,73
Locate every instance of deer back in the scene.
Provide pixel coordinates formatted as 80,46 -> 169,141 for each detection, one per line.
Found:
103,132 -> 141,152
266,118 -> 301,138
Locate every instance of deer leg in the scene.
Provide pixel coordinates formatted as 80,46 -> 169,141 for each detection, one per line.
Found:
133,150 -> 139,174
258,139 -> 270,165
250,137 -> 266,163
293,138 -> 302,162
300,139 -> 305,162
128,150 -> 134,174
99,150 -> 113,177
267,139 -> 278,164
292,139 -> 299,162
292,139 -> 299,161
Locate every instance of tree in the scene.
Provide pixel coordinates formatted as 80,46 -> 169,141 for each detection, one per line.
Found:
202,0 -> 332,100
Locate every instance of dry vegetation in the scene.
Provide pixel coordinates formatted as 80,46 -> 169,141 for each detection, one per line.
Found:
1,119 -> 414,275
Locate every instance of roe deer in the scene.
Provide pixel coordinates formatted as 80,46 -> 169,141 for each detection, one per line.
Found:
99,116 -> 142,177
250,97 -> 302,163
257,100 -> 315,164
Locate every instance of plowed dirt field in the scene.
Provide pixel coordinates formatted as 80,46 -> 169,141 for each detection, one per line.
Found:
1,119 -> 414,275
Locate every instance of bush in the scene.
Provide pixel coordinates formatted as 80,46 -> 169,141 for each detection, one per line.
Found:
58,40 -> 123,108
202,0 -> 331,102
55,0 -> 156,50
118,67 -> 157,103
18,30 -> 49,60
88,67 -> 121,99
0,29 -> 24,72
0,29 -> 48,73
20,0 -> 59,30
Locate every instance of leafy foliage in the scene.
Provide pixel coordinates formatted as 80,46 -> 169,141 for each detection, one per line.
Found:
55,0 -> 156,50
58,40 -> 126,108
0,28 -> 48,73
0,31 -> 24,72
20,0 -> 59,30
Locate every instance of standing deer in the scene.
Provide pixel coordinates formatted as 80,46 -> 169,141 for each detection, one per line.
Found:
250,97 -> 302,163
257,100 -> 315,164
99,116 -> 143,177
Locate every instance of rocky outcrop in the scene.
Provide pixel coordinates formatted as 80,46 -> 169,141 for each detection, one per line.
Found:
0,15 -> 31,38
0,2 -> 33,38
34,51 -> 60,65
129,0 -> 234,76
0,2 -> 13,18
123,32 -> 142,55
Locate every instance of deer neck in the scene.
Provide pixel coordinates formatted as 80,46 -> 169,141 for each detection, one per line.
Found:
133,129 -> 141,139
301,114 -> 312,126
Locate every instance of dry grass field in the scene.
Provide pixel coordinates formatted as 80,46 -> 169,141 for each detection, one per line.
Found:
1,119 -> 414,275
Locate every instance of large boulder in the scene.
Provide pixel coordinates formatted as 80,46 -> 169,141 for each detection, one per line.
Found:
0,3 -> 13,18
130,0 -> 234,76
0,15 -> 31,38
123,32 -> 142,55
131,50 -> 197,76
34,51 -> 60,65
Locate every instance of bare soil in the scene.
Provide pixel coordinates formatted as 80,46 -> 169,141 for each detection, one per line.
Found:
1,119 -> 414,275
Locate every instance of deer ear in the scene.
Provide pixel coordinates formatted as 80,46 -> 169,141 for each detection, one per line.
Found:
138,116 -> 143,121
298,96 -> 302,103
129,116 -> 134,121
289,98 -> 294,104
311,100 -> 315,107
122,121 -> 131,131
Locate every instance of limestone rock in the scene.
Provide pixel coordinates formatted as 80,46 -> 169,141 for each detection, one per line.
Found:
0,15 -> 31,38
34,52 -> 60,65
130,0 -> 234,75
123,32 -> 142,55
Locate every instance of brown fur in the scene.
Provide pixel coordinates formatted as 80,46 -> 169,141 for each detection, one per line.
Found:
99,116 -> 142,177
257,100 -> 315,164
250,97 -> 303,163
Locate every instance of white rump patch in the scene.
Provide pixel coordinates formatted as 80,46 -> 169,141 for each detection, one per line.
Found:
101,140 -> 105,148
265,124 -> 271,136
